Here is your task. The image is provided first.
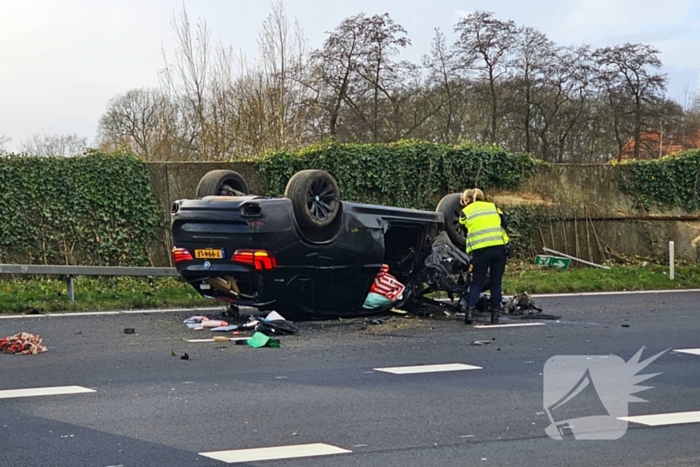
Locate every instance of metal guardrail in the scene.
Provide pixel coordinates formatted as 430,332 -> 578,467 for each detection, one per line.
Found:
0,264 -> 179,302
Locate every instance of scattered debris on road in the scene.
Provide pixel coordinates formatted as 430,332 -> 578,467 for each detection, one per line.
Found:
504,292 -> 543,315
254,312 -> 298,336
0,332 -> 48,355
470,340 -> 491,346
210,325 -> 238,332
181,352 -> 190,360
123,328 -> 135,334
247,332 -> 280,348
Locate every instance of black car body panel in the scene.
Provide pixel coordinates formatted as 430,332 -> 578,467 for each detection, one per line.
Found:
171,194 -> 455,319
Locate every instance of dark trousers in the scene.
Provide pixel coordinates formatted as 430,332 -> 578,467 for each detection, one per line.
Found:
467,245 -> 507,310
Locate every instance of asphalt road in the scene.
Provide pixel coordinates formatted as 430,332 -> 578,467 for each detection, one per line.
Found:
1,291 -> 699,467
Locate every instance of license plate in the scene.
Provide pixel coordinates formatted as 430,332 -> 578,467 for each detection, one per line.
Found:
194,249 -> 225,259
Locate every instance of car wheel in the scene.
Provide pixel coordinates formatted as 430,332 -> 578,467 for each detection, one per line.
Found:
196,170 -> 249,197
436,193 -> 467,249
284,169 -> 340,229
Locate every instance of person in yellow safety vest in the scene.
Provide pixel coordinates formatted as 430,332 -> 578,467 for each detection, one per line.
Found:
458,188 -> 510,325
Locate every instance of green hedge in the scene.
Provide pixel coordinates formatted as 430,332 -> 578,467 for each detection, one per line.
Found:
251,140 -> 540,210
0,151 -> 162,266
616,149 -> 700,212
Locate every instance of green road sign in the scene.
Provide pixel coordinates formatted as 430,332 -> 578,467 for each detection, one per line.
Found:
534,255 -> 571,270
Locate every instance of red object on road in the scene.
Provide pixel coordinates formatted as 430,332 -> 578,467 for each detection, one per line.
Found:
0,332 -> 48,355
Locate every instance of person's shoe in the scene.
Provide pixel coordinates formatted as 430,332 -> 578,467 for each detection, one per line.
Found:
465,307 -> 476,325
490,306 -> 500,324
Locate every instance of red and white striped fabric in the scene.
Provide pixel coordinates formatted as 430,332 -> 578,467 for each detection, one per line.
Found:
370,264 -> 405,301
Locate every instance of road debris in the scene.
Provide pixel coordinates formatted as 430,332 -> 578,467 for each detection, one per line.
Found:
181,352 -> 190,360
247,332 -> 280,348
210,325 -> 238,332
123,328 -> 135,334
504,292 -> 543,315
470,340 -> 491,346
254,312 -> 298,336
0,332 -> 48,355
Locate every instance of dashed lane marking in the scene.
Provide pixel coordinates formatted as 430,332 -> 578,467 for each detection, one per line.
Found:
674,348 -> 700,356
619,411 -> 700,427
473,323 -> 545,329
373,363 -> 482,374
199,443 -> 351,463
0,385 -> 95,400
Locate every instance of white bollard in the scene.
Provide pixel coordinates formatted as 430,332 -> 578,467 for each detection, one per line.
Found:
669,241 -> 675,280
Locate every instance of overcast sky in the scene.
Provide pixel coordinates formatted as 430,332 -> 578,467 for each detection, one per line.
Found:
1,0 -> 700,152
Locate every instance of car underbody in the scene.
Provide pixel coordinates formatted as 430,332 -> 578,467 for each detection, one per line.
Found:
171,169 -> 493,320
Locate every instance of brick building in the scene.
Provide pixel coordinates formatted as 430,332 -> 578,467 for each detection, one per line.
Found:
620,130 -> 700,160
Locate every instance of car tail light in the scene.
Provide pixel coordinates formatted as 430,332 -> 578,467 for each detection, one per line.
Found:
172,247 -> 193,263
232,249 -> 277,271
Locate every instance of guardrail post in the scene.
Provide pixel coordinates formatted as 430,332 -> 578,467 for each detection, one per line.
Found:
66,276 -> 75,302
669,241 -> 675,280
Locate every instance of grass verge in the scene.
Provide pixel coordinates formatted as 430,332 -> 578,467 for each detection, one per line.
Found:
0,262 -> 696,315
503,262 -> 699,294
0,276 -> 213,315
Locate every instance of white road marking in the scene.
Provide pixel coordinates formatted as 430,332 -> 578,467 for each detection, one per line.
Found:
434,289 -> 700,305
618,410 -> 700,427
1,288 -> 697,321
474,323 -> 545,329
373,363 -> 482,374
0,307 -> 224,319
183,338 -> 249,343
199,443 -> 351,463
674,348 -> 700,356
0,385 -> 95,400
530,289 -> 700,298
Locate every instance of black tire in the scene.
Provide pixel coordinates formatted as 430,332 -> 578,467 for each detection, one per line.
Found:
436,193 -> 467,249
284,169 -> 340,229
196,170 -> 249,197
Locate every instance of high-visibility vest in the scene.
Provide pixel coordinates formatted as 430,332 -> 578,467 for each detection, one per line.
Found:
459,201 -> 509,254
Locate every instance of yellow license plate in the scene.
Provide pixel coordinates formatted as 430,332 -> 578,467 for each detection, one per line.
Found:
195,249 -> 225,259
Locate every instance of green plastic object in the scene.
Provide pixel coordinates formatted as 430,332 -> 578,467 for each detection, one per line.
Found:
247,331 -> 280,348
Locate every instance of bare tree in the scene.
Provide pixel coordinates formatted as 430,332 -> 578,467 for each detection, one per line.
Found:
0,135 -> 11,154
354,13 -> 412,141
509,27 -> 556,154
19,133 -> 87,157
532,45 -> 593,162
309,13 -> 414,142
309,15 -> 365,138
159,5 -> 214,159
453,11 -> 518,144
96,88 -> 176,160
419,28 -> 476,144
254,0 -> 314,150
594,43 -> 667,160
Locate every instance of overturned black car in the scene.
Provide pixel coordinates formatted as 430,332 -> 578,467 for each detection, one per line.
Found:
170,169 -> 484,320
